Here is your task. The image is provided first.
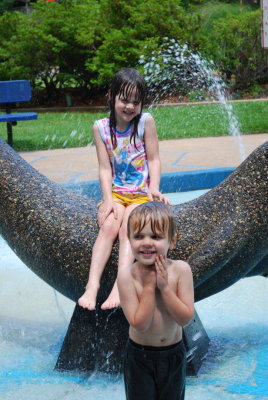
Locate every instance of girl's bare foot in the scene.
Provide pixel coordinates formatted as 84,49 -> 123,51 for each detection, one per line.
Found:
78,284 -> 99,311
101,284 -> 120,310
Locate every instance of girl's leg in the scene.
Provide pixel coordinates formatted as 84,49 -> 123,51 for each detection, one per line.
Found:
101,203 -> 140,310
78,204 -> 125,310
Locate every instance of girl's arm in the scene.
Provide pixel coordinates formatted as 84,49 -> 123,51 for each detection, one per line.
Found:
118,267 -> 156,332
155,256 -> 195,326
93,123 -> 118,225
144,115 -> 170,205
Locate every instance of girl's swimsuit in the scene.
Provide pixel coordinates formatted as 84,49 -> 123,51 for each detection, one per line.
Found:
95,113 -> 151,201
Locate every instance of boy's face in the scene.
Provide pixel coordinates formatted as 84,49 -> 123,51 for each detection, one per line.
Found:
129,221 -> 176,267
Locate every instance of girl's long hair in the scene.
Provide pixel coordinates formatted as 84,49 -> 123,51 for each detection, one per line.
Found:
108,68 -> 147,148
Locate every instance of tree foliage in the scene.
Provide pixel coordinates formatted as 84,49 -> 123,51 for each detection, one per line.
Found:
203,9 -> 267,88
0,0 -> 15,15
0,0 -> 100,100
0,0 -> 266,103
86,0 -> 200,86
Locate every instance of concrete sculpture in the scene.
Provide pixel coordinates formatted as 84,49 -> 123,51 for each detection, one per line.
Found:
0,138 -> 267,373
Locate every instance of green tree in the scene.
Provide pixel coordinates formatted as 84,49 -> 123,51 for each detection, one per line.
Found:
205,10 -> 267,88
87,0 -> 200,87
0,0 -> 16,15
0,0 -> 100,101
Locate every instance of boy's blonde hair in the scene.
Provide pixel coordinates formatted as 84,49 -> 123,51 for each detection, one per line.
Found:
127,201 -> 176,243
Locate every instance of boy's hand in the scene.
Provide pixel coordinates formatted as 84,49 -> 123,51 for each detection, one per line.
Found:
98,199 -> 118,226
155,254 -> 168,290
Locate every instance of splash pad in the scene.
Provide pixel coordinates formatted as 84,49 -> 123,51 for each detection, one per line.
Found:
0,176 -> 267,398
1,40 -> 268,398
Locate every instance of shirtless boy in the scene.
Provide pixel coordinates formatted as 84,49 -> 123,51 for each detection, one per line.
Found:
118,201 -> 194,400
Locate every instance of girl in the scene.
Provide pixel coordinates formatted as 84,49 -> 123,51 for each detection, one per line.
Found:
78,68 -> 170,311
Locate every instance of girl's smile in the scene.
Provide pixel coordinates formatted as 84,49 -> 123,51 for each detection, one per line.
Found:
114,89 -> 141,130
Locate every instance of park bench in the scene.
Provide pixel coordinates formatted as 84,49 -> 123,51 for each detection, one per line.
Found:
0,80 -> 37,147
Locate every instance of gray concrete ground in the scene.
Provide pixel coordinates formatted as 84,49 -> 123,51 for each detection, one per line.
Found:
19,134 -> 268,184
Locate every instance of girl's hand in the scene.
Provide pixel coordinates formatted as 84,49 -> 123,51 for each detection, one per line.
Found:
98,199 -> 118,226
148,188 -> 171,205
155,254 -> 169,290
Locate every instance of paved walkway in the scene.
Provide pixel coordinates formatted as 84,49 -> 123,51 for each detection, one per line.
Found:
19,134 -> 268,184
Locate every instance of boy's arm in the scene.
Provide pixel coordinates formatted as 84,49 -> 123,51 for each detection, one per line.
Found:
118,267 -> 156,332
156,256 -> 194,326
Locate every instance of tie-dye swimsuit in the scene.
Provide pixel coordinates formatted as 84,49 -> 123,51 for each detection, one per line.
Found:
96,113 -> 151,204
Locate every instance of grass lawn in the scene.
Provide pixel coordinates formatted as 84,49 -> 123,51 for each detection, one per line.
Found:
0,100 -> 267,151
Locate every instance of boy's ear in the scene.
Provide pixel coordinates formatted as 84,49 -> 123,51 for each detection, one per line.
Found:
169,233 -> 179,250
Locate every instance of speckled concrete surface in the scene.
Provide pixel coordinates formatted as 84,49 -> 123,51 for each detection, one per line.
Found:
1,137 -> 267,373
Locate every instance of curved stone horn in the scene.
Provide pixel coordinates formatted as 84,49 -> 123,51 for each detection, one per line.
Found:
1,138 -> 267,303
1,138 -> 267,373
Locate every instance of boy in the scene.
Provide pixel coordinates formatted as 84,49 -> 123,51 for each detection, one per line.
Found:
118,201 -> 194,400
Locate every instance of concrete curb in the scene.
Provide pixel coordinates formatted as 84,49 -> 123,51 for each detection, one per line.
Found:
63,167 -> 236,199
